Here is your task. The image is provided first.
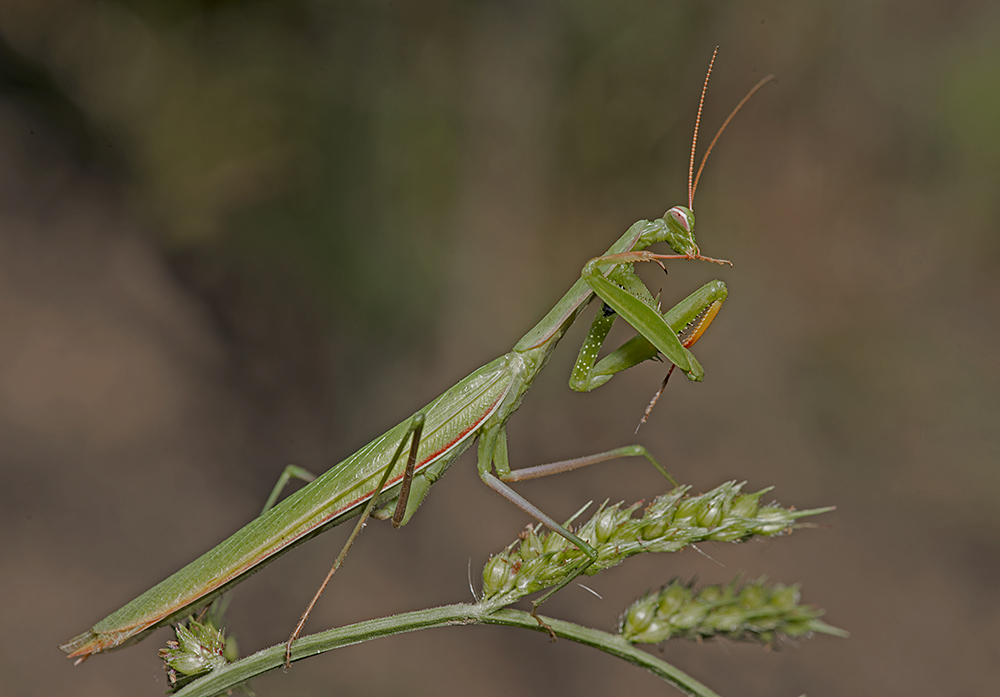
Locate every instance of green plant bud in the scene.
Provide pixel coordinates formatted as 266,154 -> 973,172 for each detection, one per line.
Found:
753,505 -> 792,534
706,605 -> 744,633
482,555 -> 512,596
622,594 -> 658,636
706,521 -> 746,542
729,491 -> 763,518
542,529 -> 570,553
780,617 -> 817,638
594,507 -> 620,543
520,556 -> 562,595
696,502 -> 725,527
739,582 -> 768,610
169,652 -> 210,677
698,585 -> 726,604
695,489 -> 731,528
673,497 -> 702,525
630,618 -> 672,644
640,519 -> 669,540
657,583 -> 691,617
159,620 -> 227,680
669,603 -> 709,631
752,613 -> 784,632
513,571 -> 538,596
518,532 -> 543,562
546,547 -> 575,568
768,584 -> 800,612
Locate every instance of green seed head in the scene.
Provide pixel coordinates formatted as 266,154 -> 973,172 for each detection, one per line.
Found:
620,577 -> 846,646
480,481 -> 833,608
159,619 -> 229,688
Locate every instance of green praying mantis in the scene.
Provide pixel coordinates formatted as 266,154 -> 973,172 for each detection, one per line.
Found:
61,52 -> 773,668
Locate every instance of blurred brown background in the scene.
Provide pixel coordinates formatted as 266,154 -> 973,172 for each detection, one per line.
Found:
1,1 -> 997,695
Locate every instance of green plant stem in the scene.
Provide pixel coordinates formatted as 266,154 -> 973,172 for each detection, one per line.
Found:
481,609 -> 721,697
172,601 -> 720,697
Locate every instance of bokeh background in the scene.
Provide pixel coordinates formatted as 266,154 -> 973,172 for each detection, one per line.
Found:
2,1 -> 997,695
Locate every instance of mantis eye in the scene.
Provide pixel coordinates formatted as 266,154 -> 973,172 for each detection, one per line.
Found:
667,207 -> 692,233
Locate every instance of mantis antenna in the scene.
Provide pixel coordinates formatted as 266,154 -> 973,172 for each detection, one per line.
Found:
638,53 -> 775,431
688,47 -> 718,210
689,49 -> 776,209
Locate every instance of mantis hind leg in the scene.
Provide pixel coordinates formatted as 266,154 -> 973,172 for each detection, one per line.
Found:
480,471 -> 597,630
501,444 -> 677,487
284,413 -> 425,667
479,427 -> 678,625
260,465 -> 318,516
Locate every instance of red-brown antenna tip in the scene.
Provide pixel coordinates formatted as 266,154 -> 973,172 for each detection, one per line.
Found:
689,47 -> 719,210
690,73 -> 776,206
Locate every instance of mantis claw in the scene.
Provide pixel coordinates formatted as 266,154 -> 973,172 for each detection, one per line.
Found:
531,606 -> 558,642
694,254 -> 733,266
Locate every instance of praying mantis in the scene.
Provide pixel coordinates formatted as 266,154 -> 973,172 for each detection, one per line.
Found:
61,52 -> 772,668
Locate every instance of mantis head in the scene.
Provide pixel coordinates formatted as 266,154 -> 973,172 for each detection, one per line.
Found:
640,205 -> 728,265
650,53 -> 772,266
662,205 -> 699,257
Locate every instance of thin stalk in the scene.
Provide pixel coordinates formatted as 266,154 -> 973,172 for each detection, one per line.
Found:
172,601 -> 720,697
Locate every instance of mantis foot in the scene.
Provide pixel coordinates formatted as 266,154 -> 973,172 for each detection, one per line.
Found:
531,606 -> 558,642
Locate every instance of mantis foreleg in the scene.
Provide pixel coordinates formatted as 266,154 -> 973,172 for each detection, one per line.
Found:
571,279 -> 728,391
